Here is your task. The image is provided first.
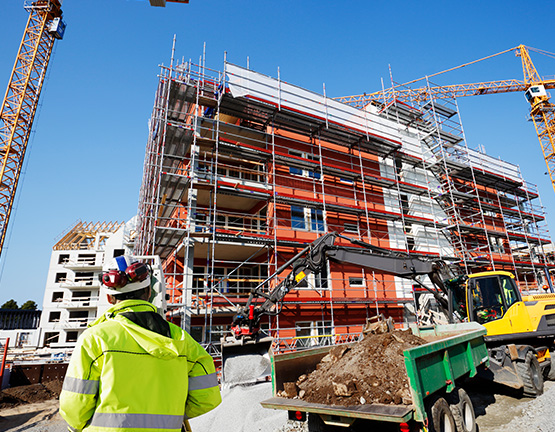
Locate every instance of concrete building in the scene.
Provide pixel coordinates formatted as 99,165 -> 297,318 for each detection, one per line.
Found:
0,309 -> 41,349
135,56 -> 554,354
38,219 -> 136,348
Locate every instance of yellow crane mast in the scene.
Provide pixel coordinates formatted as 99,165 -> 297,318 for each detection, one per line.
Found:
0,0 -> 189,264
0,0 -> 64,259
336,45 -> 555,194
518,47 -> 555,194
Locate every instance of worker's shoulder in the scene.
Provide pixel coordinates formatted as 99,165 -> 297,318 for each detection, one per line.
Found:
167,320 -> 186,338
167,322 -> 201,344
82,319 -> 124,339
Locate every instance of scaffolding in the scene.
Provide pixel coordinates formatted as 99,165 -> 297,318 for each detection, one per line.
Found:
136,53 -> 554,355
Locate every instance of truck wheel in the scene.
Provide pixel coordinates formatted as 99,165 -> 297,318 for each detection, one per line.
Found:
429,396 -> 456,432
446,388 -> 476,432
516,351 -> 544,397
548,364 -> 555,381
546,354 -> 555,381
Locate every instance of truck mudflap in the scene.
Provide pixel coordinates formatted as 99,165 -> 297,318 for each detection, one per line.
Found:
260,397 -> 414,424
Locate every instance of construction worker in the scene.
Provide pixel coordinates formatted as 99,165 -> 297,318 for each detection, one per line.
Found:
60,255 -> 221,431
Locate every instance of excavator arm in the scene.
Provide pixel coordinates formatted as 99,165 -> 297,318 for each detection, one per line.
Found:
230,232 -> 457,340
221,232 -> 462,385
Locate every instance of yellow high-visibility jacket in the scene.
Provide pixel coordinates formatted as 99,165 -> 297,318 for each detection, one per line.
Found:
60,300 -> 221,431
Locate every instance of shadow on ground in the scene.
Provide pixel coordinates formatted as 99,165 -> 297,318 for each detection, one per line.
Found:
0,410 -> 49,430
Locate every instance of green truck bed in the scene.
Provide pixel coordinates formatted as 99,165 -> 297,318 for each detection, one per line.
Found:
261,322 -> 488,425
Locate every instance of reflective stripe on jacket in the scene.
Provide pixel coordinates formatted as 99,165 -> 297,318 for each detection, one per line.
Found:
59,300 -> 221,431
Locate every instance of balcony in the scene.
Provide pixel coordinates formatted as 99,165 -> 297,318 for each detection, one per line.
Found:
60,318 -> 95,329
62,297 -> 99,309
45,317 -> 96,330
59,278 -> 101,290
63,260 -> 103,271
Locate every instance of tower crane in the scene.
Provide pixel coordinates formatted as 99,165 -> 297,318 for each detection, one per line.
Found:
0,0 -> 65,261
0,0 -> 189,264
336,45 -> 555,194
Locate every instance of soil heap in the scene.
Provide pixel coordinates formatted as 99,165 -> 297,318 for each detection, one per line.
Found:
0,380 -> 62,409
279,330 -> 425,407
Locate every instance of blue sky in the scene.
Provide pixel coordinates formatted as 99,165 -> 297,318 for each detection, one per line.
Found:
1,0 -> 555,306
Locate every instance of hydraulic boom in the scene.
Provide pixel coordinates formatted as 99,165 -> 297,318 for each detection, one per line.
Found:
230,232 -> 455,340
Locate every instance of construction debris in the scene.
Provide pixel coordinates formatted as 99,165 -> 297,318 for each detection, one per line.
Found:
277,330 -> 425,407
362,314 -> 394,335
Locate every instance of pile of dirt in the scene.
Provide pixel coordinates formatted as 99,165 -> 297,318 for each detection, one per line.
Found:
0,380 -> 62,409
278,330 -> 426,407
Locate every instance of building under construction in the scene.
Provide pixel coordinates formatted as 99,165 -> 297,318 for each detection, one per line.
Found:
135,56 -> 554,354
39,220 -> 136,348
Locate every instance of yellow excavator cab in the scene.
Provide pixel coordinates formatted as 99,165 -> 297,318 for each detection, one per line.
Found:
465,271 -> 555,340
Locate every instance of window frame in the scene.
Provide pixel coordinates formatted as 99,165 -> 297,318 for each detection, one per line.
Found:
291,206 -> 325,232
349,276 -> 365,287
288,150 -> 321,179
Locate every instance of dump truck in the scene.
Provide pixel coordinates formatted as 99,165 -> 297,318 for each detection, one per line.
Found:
261,322 -> 488,432
222,232 -> 555,396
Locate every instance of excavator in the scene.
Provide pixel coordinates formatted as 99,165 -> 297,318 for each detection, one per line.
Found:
221,232 -> 555,396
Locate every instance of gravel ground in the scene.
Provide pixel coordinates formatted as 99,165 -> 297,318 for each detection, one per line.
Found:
189,381 -> 289,431
476,381 -> 555,432
222,353 -> 272,388
0,400 -> 66,432
5,380 -> 555,431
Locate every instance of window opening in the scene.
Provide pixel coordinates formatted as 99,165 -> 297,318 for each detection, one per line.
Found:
349,277 -> 365,287
66,331 -> 78,343
291,206 -> 324,232
44,332 -> 59,346
51,292 -> 63,302
49,311 -> 61,322
291,206 -> 306,230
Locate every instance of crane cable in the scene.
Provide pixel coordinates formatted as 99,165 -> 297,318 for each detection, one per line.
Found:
396,46 -> 520,88
354,45 -> 555,101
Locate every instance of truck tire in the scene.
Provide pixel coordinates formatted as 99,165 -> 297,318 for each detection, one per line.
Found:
548,364 -> 555,381
516,351 -> 544,397
546,354 -> 555,381
428,396 -> 456,432
446,388 -> 476,432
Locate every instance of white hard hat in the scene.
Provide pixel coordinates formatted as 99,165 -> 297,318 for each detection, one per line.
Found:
100,255 -> 151,295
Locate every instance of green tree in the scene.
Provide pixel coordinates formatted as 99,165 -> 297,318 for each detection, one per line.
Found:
21,301 -> 37,310
1,299 -> 18,309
